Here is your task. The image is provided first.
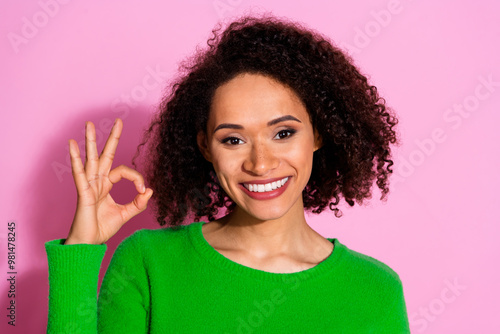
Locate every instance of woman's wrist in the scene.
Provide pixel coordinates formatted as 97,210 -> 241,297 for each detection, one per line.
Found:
63,237 -> 97,245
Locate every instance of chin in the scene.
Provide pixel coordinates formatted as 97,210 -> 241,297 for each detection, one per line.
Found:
240,204 -> 291,222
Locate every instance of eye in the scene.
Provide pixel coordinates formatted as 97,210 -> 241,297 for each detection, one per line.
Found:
274,129 -> 296,140
221,137 -> 244,145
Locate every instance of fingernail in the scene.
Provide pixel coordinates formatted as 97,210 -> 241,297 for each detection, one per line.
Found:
141,184 -> 146,193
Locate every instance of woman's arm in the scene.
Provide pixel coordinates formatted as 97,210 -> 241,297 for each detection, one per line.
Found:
45,230 -> 149,334
45,239 -> 106,333
379,276 -> 411,333
45,118 -> 153,332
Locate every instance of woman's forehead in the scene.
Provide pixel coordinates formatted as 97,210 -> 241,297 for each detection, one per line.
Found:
209,73 -> 308,124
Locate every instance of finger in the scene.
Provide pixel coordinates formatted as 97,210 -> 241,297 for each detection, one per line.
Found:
69,139 -> 92,194
120,188 -> 154,222
84,121 -> 100,182
98,118 -> 122,177
108,165 -> 146,194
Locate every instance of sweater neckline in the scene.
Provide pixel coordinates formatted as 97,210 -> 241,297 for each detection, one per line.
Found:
188,221 -> 344,283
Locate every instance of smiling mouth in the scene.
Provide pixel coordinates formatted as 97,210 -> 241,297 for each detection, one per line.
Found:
242,177 -> 289,193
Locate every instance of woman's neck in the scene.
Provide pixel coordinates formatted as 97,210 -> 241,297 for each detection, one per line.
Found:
205,203 -> 329,260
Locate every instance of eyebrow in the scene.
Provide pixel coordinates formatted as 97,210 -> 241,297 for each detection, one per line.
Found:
213,115 -> 302,134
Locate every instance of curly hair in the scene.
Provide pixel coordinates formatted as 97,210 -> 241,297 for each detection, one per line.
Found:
132,13 -> 400,227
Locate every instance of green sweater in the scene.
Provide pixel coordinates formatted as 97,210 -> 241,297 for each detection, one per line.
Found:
45,221 -> 410,333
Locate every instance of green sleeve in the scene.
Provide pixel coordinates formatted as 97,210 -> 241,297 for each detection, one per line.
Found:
45,232 -> 150,334
380,276 -> 411,333
45,239 -> 107,333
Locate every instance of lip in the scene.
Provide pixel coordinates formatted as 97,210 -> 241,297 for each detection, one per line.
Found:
239,176 -> 291,200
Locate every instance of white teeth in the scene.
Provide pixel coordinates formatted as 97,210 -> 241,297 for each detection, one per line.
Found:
244,177 -> 289,193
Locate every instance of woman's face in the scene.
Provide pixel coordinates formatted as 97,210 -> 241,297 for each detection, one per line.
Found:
197,72 -> 322,222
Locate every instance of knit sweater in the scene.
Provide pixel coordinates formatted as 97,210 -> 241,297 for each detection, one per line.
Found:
45,221 -> 410,333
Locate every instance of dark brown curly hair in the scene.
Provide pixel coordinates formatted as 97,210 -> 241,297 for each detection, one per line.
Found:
132,13 -> 400,227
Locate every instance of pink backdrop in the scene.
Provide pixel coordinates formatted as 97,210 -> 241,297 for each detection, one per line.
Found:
1,0 -> 499,333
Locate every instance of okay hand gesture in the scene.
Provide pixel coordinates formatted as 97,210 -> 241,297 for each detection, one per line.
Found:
64,119 -> 153,245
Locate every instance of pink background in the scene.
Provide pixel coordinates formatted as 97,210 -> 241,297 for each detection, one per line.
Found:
1,0 -> 499,333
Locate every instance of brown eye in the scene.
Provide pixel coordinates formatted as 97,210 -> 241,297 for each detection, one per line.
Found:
274,129 -> 296,140
221,137 -> 243,145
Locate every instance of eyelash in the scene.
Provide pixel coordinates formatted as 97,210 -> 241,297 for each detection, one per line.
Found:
221,129 -> 297,145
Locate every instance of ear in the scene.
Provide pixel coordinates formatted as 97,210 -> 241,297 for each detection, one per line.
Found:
197,131 -> 212,162
313,129 -> 323,152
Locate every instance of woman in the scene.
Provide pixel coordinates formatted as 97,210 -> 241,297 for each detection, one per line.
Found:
45,14 -> 410,333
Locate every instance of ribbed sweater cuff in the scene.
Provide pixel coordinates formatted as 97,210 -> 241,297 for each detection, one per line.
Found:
45,239 -> 107,333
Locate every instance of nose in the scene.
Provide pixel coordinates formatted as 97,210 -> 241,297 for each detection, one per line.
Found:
242,141 -> 279,175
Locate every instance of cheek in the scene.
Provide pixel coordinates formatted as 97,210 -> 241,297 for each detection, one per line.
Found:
211,150 -> 240,178
285,141 -> 315,167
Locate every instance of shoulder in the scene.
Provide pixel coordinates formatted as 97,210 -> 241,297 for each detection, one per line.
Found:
336,240 -> 403,289
115,223 -> 194,253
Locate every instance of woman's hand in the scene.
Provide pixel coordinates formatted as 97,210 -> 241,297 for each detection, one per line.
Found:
64,119 -> 153,245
